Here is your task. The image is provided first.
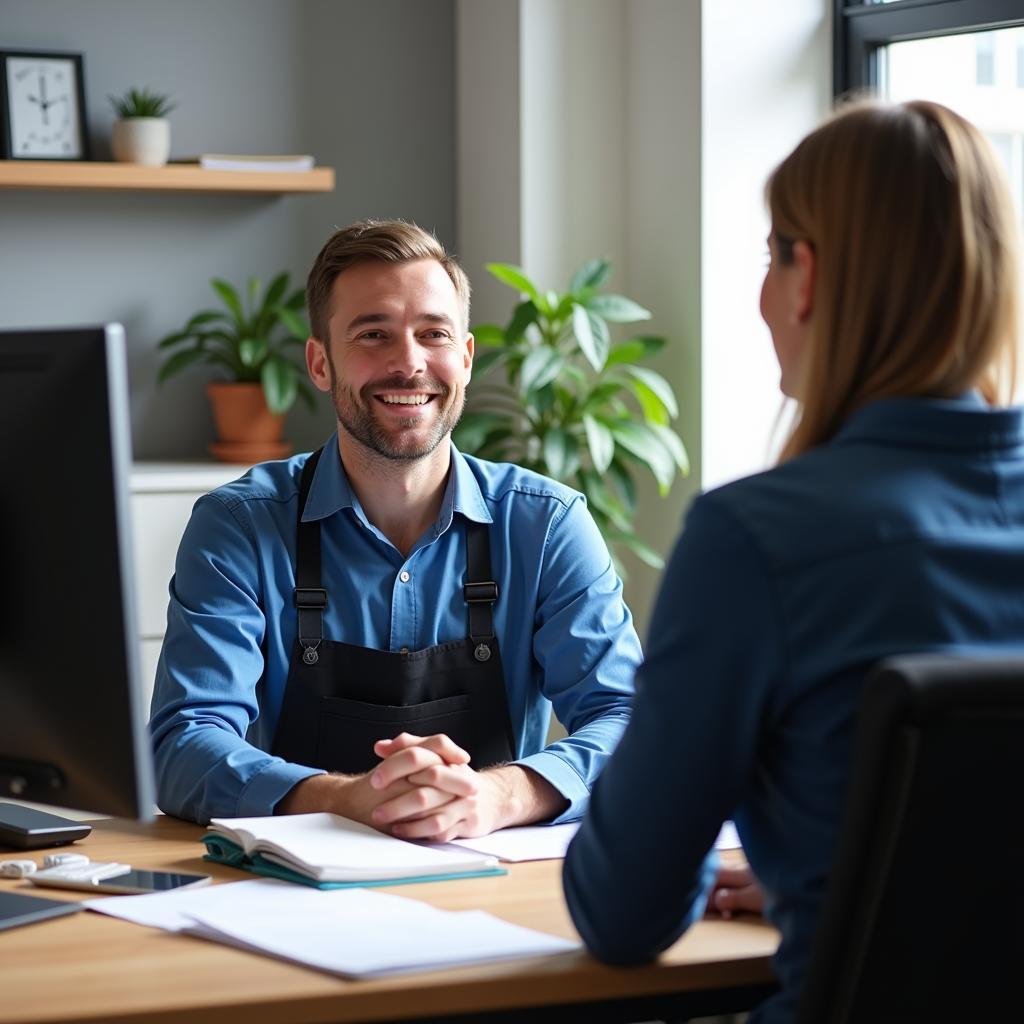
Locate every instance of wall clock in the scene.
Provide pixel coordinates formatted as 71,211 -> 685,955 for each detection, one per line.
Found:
0,50 -> 89,160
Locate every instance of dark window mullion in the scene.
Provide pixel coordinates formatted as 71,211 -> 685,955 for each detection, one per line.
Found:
835,0 -> 1024,94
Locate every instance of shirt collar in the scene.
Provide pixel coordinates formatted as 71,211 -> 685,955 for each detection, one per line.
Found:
301,436 -> 493,532
831,393 -> 1024,451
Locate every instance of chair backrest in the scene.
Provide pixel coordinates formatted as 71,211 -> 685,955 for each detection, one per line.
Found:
795,653 -> 1024,1024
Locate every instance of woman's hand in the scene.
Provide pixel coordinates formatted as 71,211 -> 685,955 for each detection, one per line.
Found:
706,864 -> 765,919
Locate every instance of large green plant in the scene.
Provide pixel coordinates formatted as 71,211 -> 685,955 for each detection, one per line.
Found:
454,260 -> 688,570
157,273 -> 315,414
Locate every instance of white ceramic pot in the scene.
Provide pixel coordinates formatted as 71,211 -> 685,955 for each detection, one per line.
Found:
111,118 -> 170,166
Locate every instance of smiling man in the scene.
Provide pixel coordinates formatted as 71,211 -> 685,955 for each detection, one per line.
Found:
150,220 -> 641,839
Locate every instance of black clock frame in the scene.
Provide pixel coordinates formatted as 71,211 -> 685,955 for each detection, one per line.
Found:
0,49 -> 90,161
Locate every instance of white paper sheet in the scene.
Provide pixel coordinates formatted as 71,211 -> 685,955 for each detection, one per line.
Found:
445,819 -> 742,861
715,820 -> 741,850
84,878 -> 324,931
447,823 -> 580,862
182,890 -> 578,978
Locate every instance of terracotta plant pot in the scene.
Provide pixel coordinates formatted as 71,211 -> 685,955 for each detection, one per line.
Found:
206,381 -> 292,463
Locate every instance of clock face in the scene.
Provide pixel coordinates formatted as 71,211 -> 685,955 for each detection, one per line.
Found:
5,56 -> 84,158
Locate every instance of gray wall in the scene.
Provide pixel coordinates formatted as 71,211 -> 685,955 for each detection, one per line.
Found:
0,0 -> 456,458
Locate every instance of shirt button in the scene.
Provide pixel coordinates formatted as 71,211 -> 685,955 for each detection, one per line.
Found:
399,570 -> 410,583
399,646 -> 409,654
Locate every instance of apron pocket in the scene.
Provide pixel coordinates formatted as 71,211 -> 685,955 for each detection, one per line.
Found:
315,694 -> 474,774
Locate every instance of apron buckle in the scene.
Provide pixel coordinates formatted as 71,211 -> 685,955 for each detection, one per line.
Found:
473,643 -> 492,662
464,581 -> 499,603
301,642 -> 321,665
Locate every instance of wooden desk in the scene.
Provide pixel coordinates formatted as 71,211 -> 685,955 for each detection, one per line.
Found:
0,818 -> 778,1024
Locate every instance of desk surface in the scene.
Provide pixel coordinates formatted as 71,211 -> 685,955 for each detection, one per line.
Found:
0,817 -> 778,1024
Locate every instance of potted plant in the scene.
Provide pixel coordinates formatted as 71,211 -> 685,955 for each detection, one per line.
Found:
454,259 -> 688,573
109,86 -> 175,166
158,273 -> 314,463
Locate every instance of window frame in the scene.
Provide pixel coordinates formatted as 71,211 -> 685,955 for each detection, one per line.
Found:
834,0 -> 1024,96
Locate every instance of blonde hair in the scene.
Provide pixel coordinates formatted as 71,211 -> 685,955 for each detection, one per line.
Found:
768,99 -> 1020,461
306,219 -> 471,343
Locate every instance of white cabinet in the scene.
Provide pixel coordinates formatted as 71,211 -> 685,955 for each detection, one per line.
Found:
129,463 -> 247,710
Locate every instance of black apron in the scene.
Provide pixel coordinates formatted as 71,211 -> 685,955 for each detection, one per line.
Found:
271,447 -> 517,775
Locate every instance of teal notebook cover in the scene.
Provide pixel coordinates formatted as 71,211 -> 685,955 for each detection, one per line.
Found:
201,834 -> 506,890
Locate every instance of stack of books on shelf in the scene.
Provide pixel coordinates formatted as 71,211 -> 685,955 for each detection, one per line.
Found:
178,154 -> 315,172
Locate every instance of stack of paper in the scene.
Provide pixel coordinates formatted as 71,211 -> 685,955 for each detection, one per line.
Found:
199,154 -> 314,172
86,879 -> 578,978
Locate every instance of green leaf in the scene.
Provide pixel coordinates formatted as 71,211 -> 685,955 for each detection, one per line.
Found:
184,310 -> 227,331
604,339 -> 646,368
247,277 -> 261,314
585,294 -> 652,323
157,330 -> 196,350
624,366 -> 678,417
238,338 -> 269,368
505,300 -> 539,344
471,348 -> 508,377
570,258 -> 612,294
520,347 -> 564,394
629,379 -> 670,425
625,365 -> 678,422
608,420 -> 676,494
273,304 -> 309,340
157,346 -> 208,384
261,355 -> 298,414
620,335 -> 666,360
572,303 -> 610,371
486,263 -> 539,302
285,286 -> 306,309
610,531 -> 665,569
582,380 -> 627,412
262,272 -> 289,312
582,413 -> 614,473
472,323 -> 505,347
542,428 -> 579,480
649,422 -> 690,475
578,470 -> 632,532
211,278 -> 245,325
454,411 -> 513,452
607,458 -> 638,515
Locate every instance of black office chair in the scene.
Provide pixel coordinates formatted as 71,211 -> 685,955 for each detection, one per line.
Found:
795,653 -> 1024,1024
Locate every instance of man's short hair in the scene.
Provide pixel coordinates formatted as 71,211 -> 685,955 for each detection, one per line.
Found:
306,219 -> 471,343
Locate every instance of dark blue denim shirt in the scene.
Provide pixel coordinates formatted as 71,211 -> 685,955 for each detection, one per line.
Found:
564,394 -> 1024,1023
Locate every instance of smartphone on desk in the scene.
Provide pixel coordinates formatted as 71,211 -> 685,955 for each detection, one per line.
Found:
30,866 -> 211,895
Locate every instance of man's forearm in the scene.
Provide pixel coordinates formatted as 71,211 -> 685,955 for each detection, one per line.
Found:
275,772 -> 367,820
483,764 -> 568,830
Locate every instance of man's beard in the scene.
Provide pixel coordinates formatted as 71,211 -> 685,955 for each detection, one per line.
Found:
326,354 -> 464,462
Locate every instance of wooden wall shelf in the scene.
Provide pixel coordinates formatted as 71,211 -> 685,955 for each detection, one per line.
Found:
0,160 -> 335,194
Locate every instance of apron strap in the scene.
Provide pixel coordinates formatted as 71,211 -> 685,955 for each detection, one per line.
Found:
294,447 -> 326,665
464,521 -> 499,659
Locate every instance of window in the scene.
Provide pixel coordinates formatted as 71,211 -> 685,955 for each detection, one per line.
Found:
834,1 -> 1024,95
835,1 -> 1024,237
976,31 -> 996,85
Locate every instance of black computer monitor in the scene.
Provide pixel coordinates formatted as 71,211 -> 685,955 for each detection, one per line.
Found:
0,324 -> 154,819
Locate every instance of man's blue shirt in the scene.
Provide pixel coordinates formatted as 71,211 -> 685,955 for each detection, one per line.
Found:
564,394 -> 1024,1024
150,437 -> 641,824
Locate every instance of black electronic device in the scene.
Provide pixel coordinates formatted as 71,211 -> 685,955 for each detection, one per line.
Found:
0,325 -> 155,835
30,867 -> 211,896
0,890 -> 83,933
0,802 -> 92,849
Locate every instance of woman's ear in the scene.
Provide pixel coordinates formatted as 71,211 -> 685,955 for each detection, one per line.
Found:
793,240 -> 816,323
